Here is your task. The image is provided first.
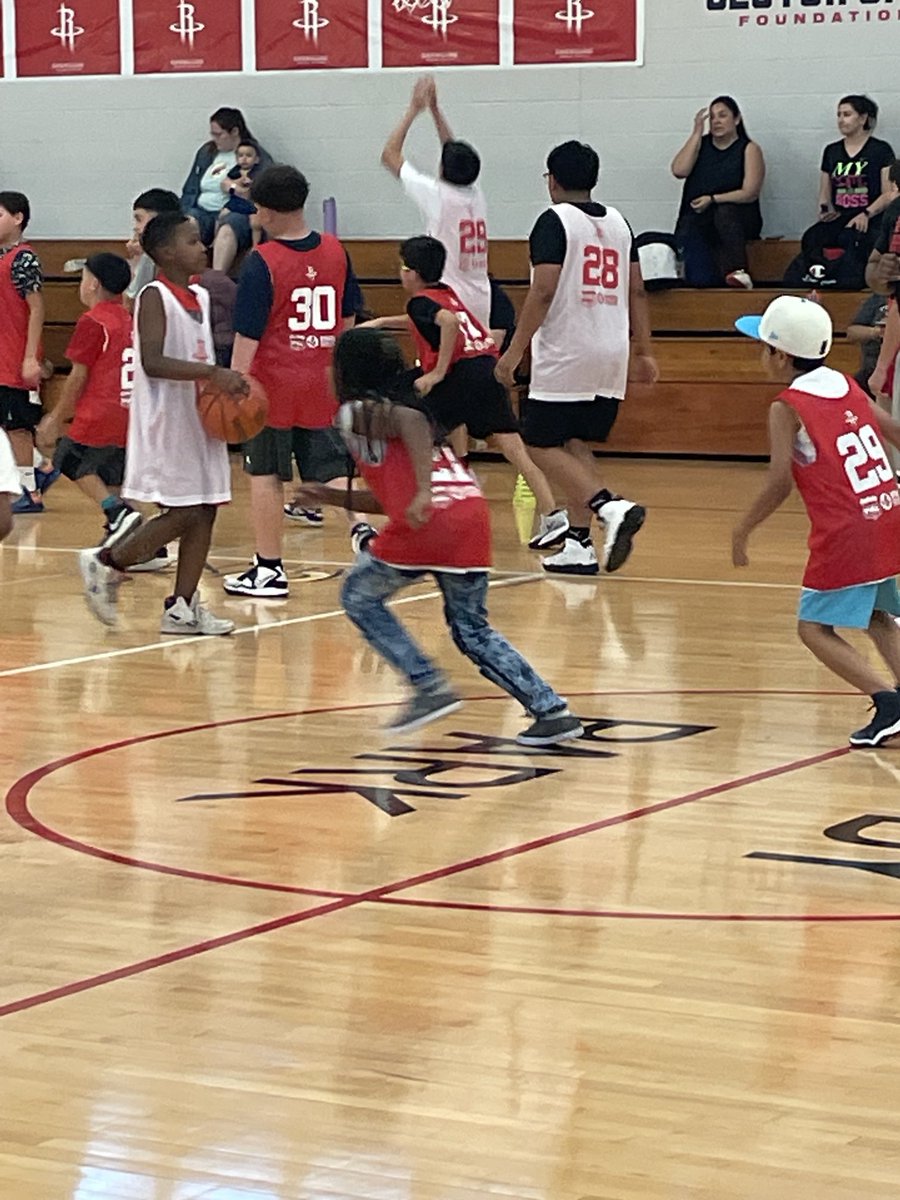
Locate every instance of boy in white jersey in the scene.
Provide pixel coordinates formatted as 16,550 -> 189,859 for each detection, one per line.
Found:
496,142 -> 659,577
78,212 -> 246,636
382,76 -> 491,331
0,428 -> 20,540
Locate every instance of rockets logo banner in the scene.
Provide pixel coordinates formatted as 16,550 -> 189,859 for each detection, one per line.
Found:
382,0 -> 500,68
132,0 -> 243,74
15,0 -> 121,76
513,0 -> 638,64
255,0 -> 369,71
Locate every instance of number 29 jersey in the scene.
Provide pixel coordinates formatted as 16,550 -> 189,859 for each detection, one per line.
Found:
529,202 -> 633,403
251,235 -> 348,430
781,367 -> 900,591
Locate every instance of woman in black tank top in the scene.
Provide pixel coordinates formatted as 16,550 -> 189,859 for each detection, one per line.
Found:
671,96 -> 765,288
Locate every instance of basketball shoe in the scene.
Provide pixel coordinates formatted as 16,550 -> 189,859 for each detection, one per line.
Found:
517,709 -> 584,747
541,533 -> 599,576
849,691 -> 900,747
528,508 -> 570,551
79,548 -> 125,627
592,497 -> 646,573
284,503 -> 324,526
161,594 -> 235,636
223,556 -> 289,598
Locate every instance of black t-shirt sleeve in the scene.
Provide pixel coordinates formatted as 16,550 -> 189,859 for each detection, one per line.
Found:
233,251 -> 274,341
873,138 -> 896,173
529,209 -> 567,266
820,142 -> 837,175
406,296 -> 443,350
342,252 -> 363,318
875,200 -> 900,254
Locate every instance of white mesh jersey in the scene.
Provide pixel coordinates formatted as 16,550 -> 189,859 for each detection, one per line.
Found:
124,282 -> 230,508
529,202 -> 634,403
400,161 -> 492,330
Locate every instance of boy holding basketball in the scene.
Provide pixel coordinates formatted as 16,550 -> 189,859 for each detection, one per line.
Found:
733,295 -> 900,747
296,327 -> 583,744
79,212 -> 246,635
36,253 -> 139,546
223,165 -> 361,599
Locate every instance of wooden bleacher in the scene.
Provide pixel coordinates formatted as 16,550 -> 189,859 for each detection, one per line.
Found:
36,237 -> 866,458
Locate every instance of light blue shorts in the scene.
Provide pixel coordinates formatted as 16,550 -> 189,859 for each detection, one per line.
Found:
798,578 -> 900,629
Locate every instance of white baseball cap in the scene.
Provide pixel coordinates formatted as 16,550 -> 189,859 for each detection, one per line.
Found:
735,295 -> 833,360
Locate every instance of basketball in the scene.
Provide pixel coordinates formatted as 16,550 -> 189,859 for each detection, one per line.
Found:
196,376 -> 268,443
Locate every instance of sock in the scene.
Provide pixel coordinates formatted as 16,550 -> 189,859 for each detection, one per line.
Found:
164,595 -> 178,610
569,526 -> 591,544
257,554 -> 282,570
587,488 -> 617,512
19,465 -> 36,494
100,495 -> 122,514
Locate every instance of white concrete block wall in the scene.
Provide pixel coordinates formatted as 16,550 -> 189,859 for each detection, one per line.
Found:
0,0 -> 897,244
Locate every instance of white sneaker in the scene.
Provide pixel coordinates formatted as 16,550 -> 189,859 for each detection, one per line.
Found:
160,595 -> 235,636
191,593 -> 235,636
79,548 -> 124,627
222,556 -> 289,598
725,269 -> 753,290
350,522 -> 378,556
528,508 -> 570,551
596,499 -> 645,573
541,535 -> 599,576
127,546 -> 173,573
283,503 -> 324,526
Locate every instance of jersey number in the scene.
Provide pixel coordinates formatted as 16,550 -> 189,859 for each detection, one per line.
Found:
289,286 -> 337,333
583,246 -> 620,290
459,220 -> 487,258
457,308 -> 489,353
120,347 -> 135,407
836,424 -> 894,494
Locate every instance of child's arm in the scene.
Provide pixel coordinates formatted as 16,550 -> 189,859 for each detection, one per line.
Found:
22,291 -> 44,388
35,363 -> 88,451
391,405 -> 434,528
869,300 -> 899,398
294,482 -> 383,515
355,314 -> 408,332
868,399 -> 900,450
732,400 -> 797,567
414,309 -> 458,396
140,288 -> 246,393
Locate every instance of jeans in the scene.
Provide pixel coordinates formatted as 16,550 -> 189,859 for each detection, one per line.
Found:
341,553 -> 565,717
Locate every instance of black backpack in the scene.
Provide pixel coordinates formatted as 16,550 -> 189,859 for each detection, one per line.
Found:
784,226 -> 868,290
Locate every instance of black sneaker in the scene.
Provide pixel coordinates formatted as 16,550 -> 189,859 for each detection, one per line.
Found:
351,522 -> 378,556
516,711 -> 584,747
849,691 -> 900,747
384,688 -> 462,735
102,504 -> 142,549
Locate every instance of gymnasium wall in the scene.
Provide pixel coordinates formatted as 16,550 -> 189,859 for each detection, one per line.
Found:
2,0 -> 899,243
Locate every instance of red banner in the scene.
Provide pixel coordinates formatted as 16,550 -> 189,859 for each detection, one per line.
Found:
255,0 -> 368,71
382,0 -> 499,68
133,0 -> 243,74
15,0 -> 121,77
513,0 -> 637,64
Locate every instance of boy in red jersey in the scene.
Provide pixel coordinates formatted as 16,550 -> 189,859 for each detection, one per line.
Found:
224,165 -> 362,599
37,253 -> 140,546
363,235 -> 566,550
733,295 -> 900,747
0,192 -> 46,514
294,327 -> 583,745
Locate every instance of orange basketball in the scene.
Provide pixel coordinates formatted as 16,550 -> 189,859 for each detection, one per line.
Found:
196,375 -> 268,443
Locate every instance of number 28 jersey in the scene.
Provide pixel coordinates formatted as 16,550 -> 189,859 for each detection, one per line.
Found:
781,368 -> 900,591
529,202 -> 633,403
251,235 -> 348,429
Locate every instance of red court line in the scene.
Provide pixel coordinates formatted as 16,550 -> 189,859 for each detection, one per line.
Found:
378,898 -> 900,923
0,739 -> 856,1017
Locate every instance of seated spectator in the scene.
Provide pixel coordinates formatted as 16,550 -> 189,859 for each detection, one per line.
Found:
847,293 -> 890,396
799,96 -> 894,281
217,139 -> 264,264
180,107 -> 273,269
671,96 -> 764,289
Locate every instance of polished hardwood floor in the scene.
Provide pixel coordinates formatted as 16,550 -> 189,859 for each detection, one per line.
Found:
2,457 -> 900,1200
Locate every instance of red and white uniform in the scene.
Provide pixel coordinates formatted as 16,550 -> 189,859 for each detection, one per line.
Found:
339,404 -> 491,571
251,236 -> 348,429
530,203 -> 632,402
780,367 -> 900,590
0,242 -> 38,390
408,285 -> 496,374
65,301 -> 133,448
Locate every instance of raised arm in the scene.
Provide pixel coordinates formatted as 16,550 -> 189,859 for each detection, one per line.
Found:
381,78 -> 433,178
671,108 -> 707,180
427,78 -> 455,145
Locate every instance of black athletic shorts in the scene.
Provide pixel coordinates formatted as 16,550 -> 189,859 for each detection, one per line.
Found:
54,437 -> 126,486
243,425 -> 350,484
0,385 -> 41,433
521,396 -> 621,449
417,356 -> 519,441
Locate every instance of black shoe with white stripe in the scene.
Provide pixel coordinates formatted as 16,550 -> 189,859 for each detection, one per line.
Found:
849,691 -> 900,747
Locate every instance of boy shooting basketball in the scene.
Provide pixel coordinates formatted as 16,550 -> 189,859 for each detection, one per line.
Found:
733,295 -> 900,747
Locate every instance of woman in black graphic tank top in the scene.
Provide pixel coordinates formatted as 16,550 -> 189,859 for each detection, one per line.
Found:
671,96 -> 765,289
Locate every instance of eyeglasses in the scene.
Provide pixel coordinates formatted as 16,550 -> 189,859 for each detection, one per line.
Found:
542,172 -> 550,180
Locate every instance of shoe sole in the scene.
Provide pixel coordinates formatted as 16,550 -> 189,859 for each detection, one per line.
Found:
102,510 -> 143,549
528,527 -> 570,551
161,625 -> 235,637
222,582 -> 289,598
127,556 -> 172,573
516,723 -> 584,747
849,715 -> 900,747
385,698 -> 462,735
78,551 -> 118,627
604,505 -> 646,573
542,561 -> 599,576
284,514 -> 324,526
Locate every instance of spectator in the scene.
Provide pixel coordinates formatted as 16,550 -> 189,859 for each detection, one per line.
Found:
671,96 -> 764,289
847,293 -> 890,396
180,107 -> 273,268
801,96 -> 895,275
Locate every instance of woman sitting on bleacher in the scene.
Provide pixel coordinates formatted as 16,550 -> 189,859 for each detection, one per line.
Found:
671,97 -> 765,290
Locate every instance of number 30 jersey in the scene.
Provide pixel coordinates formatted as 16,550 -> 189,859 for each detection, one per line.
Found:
251,235 -> 348,429
529,202 -> 633,403
781,367 -> 900,591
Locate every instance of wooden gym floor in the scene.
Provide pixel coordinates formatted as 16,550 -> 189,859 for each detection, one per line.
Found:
2,458 -> 900,1200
